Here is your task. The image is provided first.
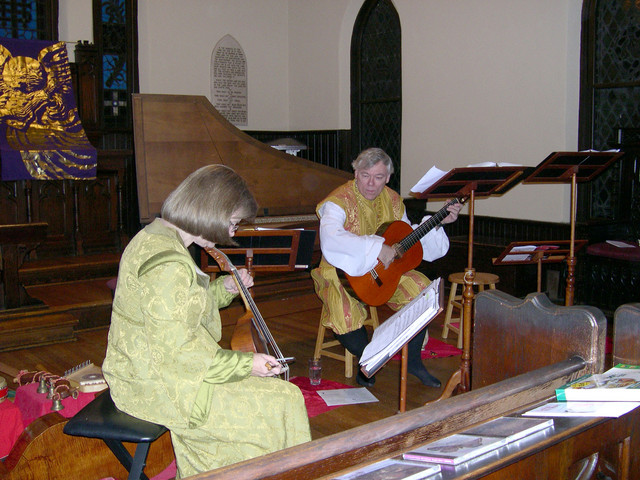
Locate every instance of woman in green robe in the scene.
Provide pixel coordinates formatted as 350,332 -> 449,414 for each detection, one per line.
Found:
102,165 -> 311,478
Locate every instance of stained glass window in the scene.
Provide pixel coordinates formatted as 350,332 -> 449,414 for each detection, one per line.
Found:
0,0 -> 56,40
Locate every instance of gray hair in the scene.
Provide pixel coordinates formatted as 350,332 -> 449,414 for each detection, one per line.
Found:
351,147 -> 394,175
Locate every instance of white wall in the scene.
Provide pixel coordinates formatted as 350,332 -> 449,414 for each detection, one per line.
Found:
58,0 -> 585,222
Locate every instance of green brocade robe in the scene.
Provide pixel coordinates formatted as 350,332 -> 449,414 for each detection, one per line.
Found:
102,220 -> 310,478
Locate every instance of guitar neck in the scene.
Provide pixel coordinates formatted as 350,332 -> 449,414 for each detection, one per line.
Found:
399,199 -> 459,252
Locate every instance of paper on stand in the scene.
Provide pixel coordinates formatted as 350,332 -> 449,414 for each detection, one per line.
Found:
360,278 -> 442,376
410,166 -> 449,193
503,245 -> 537,262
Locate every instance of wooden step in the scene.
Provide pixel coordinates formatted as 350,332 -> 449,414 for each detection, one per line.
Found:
19,253 -> 121,286
0,310 -> 78,352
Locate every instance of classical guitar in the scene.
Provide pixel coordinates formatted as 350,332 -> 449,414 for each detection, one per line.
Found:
206,246 -> 290,380
345,197 -> 468,306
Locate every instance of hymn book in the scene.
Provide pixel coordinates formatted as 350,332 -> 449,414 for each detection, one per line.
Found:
332,458 -> 441,480
555,364 -> 640,402
402,433 -> 507,465
359,278 -> 442,377
463,416 -> 553,443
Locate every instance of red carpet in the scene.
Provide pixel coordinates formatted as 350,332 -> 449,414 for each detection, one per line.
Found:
290,376 -> 353,417
391,337 -> 462,361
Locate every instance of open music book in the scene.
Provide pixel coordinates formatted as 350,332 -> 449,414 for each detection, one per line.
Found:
359,278 -> 443,377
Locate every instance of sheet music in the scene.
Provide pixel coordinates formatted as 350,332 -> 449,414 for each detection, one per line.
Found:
503,244 -> 537,262
410,166 -> 449,193
360,278 -> 442,375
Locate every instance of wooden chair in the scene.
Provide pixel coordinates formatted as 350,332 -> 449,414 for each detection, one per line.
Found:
441,271 -> 499,348
314,306 -> 379,378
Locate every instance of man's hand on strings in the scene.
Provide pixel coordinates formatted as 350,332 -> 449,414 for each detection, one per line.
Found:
252,353 -> 282,377
378,243 -> 397,269
223,268 -> 254,294
441,200 -> 463,225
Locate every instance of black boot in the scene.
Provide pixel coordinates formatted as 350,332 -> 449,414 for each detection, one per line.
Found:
407,327 -> 441,388
335,327 -> 376,387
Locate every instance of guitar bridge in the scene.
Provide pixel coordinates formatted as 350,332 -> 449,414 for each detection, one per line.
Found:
370,270 -> 383,287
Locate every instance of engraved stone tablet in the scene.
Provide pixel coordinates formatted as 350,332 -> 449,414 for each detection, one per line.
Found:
211,34 -> 248,126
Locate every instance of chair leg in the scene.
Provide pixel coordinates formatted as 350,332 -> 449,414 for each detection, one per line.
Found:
442,282 -> 458,339
313,322 -> 326,360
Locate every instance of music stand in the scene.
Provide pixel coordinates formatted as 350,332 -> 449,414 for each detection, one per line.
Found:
200,228 -> 315,274
493,240 -> 587,293
412,165 -> 531,394
523,151 -> 623,306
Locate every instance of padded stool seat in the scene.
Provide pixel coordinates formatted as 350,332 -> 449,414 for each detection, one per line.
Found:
63,389 -> 167,480
314,306 -> 379,378
442,272 -> 499,348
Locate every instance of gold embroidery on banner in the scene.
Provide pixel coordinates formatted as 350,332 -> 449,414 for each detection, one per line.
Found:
0,41 -> 97,179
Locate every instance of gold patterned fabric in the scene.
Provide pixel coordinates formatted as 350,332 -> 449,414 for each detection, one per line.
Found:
311,181 -> 430,334
102,219 -> 310,478
0,38 -> 97,180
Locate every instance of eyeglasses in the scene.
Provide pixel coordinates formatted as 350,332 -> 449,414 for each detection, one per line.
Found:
229,221 -> 240,232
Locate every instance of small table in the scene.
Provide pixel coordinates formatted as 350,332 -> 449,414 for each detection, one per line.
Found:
14,382 -> 97,427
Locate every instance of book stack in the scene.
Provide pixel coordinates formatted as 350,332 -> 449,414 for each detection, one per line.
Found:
555,364 -> 640,402
401,416 -> 553,467
521,364 -> 640,419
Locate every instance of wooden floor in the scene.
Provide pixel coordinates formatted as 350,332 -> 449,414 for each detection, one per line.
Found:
0,282 -> 462,441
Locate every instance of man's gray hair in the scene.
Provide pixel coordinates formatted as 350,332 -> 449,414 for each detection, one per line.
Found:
351,147 -> 394,175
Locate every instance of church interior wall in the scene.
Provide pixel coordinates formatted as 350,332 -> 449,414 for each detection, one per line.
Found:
58,0 -> 585,223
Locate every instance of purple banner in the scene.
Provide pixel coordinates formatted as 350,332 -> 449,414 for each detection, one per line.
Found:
0,37 -> 97,180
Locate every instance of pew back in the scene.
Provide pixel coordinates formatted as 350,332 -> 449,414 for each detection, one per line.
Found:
613,302 -> 640,366
472,290 -> 606,389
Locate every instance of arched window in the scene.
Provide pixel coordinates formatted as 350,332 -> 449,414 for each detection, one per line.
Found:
351,0 -> 401,192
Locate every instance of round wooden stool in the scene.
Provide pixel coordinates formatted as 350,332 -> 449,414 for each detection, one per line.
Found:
441,272 -> 500,348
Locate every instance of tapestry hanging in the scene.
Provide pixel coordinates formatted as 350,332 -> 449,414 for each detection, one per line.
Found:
0,37 -> 97,180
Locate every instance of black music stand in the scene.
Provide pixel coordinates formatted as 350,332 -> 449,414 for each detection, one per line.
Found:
493,240 -> 587,293
523,151 -> 623,306
412,165 -> 531,395
200,228 -> 315,274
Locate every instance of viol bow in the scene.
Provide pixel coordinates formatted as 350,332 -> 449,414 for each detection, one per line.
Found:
206,247 -> 290,380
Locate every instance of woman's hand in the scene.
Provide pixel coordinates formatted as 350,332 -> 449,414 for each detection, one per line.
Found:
223,268 -> 254,293
251,353 -> 283,377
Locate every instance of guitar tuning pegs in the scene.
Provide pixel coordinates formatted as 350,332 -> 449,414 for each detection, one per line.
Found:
37,377 -> 48,394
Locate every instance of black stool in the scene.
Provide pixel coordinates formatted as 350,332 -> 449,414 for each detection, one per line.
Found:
63,389 -> 168,480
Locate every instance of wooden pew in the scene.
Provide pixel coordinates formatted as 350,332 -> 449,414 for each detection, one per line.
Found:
613,302 -> 640,366
0,223 -> 47,310
472,290 -> 606,388
189,291 -> 622,480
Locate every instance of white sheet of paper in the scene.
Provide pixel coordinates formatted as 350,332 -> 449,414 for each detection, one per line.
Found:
316,387 -> 379,406
522,401 -> 640,418
359,278 -> 441,373
503,245 -> 537,262
606,240 -> 635,248
410,166 -> 449,193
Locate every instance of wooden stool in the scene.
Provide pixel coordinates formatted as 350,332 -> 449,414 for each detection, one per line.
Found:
442,272 -> 499,349
63,389 -> 168,480
314,306 -> 379,378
